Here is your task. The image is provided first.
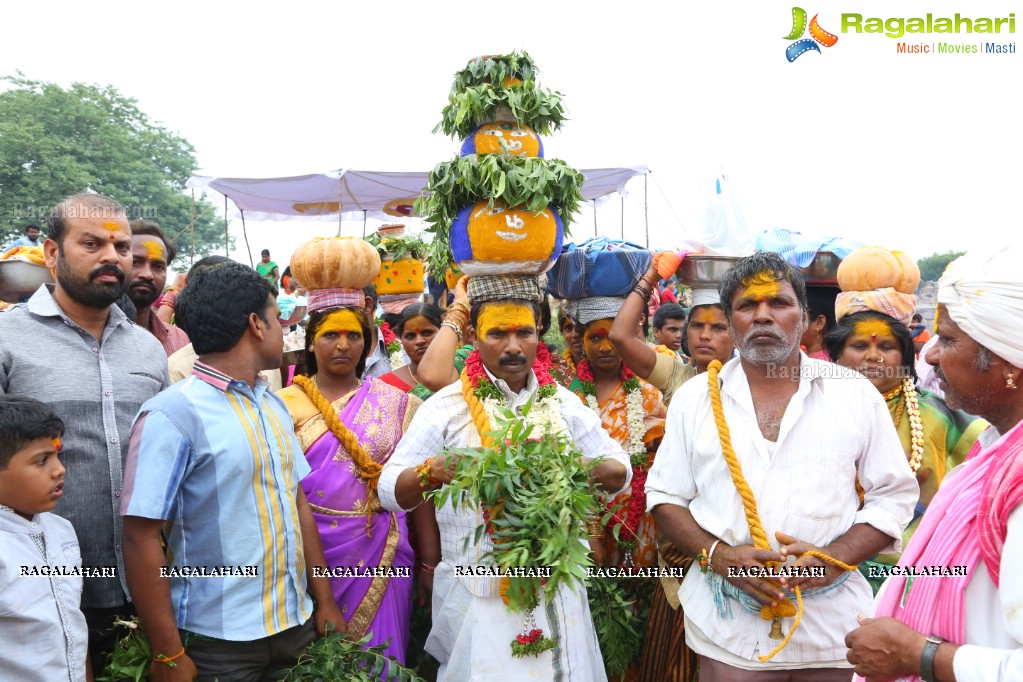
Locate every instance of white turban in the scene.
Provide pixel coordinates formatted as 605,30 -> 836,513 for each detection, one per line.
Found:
690,286 -> 721,307
938,244 -> 1023,370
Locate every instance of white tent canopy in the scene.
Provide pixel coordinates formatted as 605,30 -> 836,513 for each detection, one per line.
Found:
187,166 -> 649,222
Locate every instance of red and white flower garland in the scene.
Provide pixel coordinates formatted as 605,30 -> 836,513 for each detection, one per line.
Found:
576,359 -> 648,556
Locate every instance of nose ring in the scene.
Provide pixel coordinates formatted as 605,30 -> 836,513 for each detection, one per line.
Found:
877,356 -> 884,364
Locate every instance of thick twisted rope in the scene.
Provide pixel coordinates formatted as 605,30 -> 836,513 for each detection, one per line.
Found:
293,375 -> 381,536
705,359 -> 857,661
461,370 -> 496,449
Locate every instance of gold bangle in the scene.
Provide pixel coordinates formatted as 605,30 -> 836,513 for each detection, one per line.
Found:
586,518 -> 604,540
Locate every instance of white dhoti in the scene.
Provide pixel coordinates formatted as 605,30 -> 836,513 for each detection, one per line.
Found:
427,562 -> 607,682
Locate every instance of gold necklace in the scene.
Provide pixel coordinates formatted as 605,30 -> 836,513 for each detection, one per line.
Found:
408,364 -> 421,386
882,384 -> 903,401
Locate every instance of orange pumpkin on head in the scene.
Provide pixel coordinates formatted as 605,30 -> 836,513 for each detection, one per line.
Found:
837,245 -> 921,294
290,236 -> 381,291
450,200 -> 563,276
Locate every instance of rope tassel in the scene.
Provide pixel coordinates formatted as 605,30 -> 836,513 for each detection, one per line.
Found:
705,360 -> 858,662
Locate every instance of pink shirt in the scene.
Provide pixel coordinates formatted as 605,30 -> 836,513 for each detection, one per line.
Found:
146,312 -> 190,357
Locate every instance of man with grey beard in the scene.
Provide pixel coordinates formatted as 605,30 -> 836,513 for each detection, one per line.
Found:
0,193 -> 169,672
646,252 -> 916,681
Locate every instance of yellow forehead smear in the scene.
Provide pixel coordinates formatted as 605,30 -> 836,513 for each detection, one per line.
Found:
854,319 -> 894,340
698,310 -> 719,324
314,309 -> 363,342
476,302 -> 535,337
142,240 -> 164,260
740,271 -> 781,300
102,221 -> 122,232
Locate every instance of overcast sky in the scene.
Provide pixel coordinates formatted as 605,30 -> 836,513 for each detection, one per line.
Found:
3,0 -> 1019,267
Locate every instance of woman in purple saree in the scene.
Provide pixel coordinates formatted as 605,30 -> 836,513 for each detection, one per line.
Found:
279,305 -> 422,663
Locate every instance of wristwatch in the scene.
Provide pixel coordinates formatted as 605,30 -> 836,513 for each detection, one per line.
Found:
920,635 -> 943,682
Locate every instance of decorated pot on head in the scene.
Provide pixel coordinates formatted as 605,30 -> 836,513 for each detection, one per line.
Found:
834,245 -> 920,325
444,264 -> 464,291
365,232 -> 426,314
418,51 -> 582,285
289,236 -> 381,314
451,200 -> 564,276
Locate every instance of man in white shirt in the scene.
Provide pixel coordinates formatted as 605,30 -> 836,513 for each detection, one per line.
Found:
646,252 -> 917,681
378,277 -> 631,681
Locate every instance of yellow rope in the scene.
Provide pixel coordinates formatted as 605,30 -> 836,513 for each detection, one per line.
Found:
293,375 -> 381,536
461,370 -> 516,601
461,370 -> 496,449
705,359 -> 858,662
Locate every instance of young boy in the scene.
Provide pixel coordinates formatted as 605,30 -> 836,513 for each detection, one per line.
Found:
0,395 -> 89,681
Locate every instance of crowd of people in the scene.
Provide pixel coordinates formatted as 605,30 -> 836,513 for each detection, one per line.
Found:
1,192 -> 1021,682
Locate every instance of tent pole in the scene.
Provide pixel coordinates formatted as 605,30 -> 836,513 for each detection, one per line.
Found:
620,195 -> 625,240
337,174 -> 344,236
593,200 -> 597,237
224,195 -> 230,257
190,189 -> 196,266
241,210 -> 254,267
362,211 -> 367,238
644,172 -> 650,248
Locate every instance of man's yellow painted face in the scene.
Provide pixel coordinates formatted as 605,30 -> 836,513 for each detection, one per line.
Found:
474,302 -> 539,391
475,302 -> 537,339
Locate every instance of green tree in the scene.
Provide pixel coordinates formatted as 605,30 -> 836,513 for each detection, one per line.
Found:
917,251 -> 965,282
0,75 -> 230,261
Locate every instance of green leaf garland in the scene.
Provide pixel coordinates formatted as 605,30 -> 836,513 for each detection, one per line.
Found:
427,399 -> 599,613
364,233 -> 427,262
436,82 -> 567,139
448,52 -> 541,92
586,575 -> 652,678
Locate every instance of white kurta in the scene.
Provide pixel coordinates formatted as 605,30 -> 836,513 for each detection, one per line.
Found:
645,355 -> 918,669
378,367 -> 631,681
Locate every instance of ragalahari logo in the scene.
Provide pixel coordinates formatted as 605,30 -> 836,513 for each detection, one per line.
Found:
784,7 -> 839,61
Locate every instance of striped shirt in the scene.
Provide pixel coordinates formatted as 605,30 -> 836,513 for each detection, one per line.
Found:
121,362 -> 313,641
0,284 -> 169,608
646,354 -> 918,668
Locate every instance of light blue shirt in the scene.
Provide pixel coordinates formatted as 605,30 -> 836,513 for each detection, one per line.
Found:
121,362 -> 313,641
7,235 -> 42,249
